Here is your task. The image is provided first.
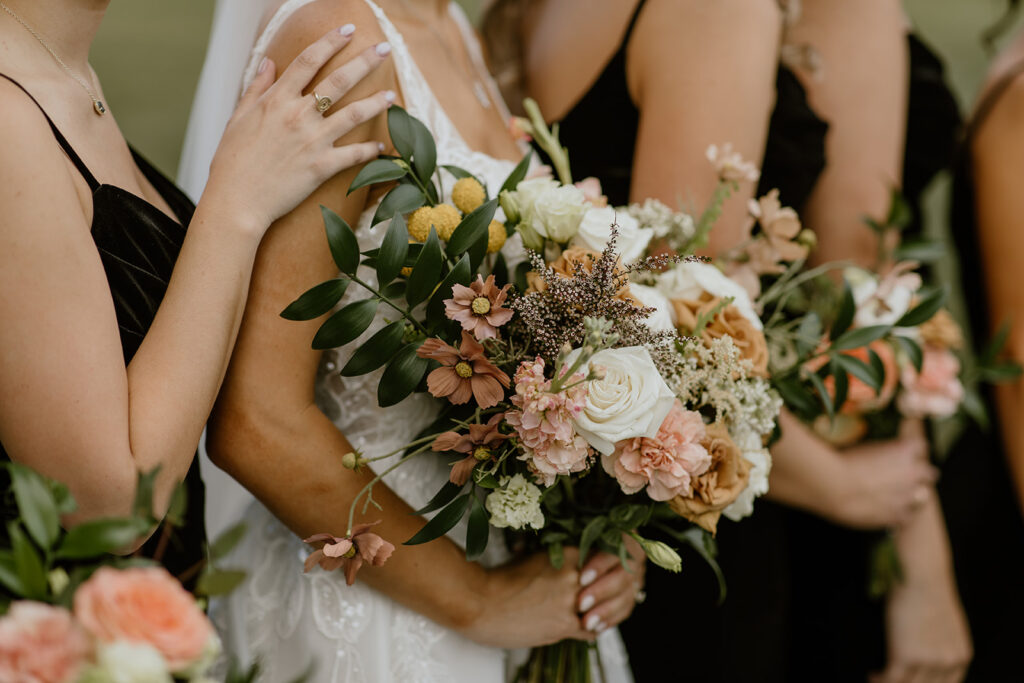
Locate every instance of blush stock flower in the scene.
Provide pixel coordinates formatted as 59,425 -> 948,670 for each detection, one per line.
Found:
418,331 -> 511,409
0,601 -> 90,683
444,274 -> 514,340
304,521 -> 395,586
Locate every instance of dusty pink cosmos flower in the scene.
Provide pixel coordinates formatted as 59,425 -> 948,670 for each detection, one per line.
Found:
0,601 -> 90,683
432,413 -> 510,485
74,566 -> 213,673
444,274 -> 514,340
304,521 -> 395,586
505,357 -> 592,486
418,331 -> 511,409
897,345 -> 964,419
603,400 -> 712,501
574,177 -> 608,208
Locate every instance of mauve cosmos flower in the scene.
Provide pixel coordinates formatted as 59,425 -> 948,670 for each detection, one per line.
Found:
444,274 -> 514,340
418,331 -> 511,409
304,522 -> 395,586
431,413 -> 509,485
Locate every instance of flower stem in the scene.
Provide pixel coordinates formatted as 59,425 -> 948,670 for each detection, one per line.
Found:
347,273 -> 429,336
346,443 -> 433,536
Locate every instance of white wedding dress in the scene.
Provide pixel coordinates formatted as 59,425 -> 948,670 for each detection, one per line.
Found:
182,2 -> 631,681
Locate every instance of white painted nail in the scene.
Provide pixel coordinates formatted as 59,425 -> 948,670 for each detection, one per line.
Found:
257,57 -> 269,74
377,142 -> 385,152
376,42 -> 392,57
579,594 -> 595,612
585,614 -> 601,632
384,90 -> 396,103
596,620 -> 608,633
580,569 -> 597,587
339,24 -> 355,36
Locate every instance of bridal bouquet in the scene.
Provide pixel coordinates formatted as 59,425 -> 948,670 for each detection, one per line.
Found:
286,105 -> 782,680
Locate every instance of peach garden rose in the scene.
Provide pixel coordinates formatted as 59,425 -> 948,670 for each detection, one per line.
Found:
0,601 -> 90,683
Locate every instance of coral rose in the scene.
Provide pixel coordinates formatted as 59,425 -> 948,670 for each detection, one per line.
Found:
669,423 -> 751,534
74,567 -> 214,673
0,601 -> 90,683
897,345 -> 964,419
672,293 -> 769,377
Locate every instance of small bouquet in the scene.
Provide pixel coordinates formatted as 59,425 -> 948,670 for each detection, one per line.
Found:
287,104 -> 782,681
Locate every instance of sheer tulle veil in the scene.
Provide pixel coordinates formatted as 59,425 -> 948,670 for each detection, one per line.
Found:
178,0 -> 280,540
178,0 -> 281,202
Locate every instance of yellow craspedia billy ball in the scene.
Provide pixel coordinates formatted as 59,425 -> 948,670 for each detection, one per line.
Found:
452,176 -> 486,214
407,207 -> 434,242
433,203 -> 462,241
487,220 -> 507,253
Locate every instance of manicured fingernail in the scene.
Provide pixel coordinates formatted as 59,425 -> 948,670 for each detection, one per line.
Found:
377,142 -> 385,152
339,24 -> 355,36
384,90 -> 396,103
376,42 -> 392,57
257,57 -> 269,74
585,614 -> 601,632
580,569 -> 597,587
596,620 -> 608,633
579,594 -> 595,612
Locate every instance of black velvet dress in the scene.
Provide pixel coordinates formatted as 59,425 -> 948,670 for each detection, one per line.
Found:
0,73 -> 206,584
943,58 -> 1024,683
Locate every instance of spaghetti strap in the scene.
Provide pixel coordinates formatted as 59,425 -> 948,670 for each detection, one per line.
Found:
622,0 -> 649,47
966,59 -> 1024,143
0,72 -> 100,191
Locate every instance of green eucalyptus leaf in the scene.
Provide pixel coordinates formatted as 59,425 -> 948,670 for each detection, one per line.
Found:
406,228 -> 444,308
378,341 -> 430,407
492,252 -> 509,286
894,240 -> 946,263
8,463 -> 60,550
895,288 -> 947,328
446,199 -> 498,257
774,374 -> 819,418
56,518 -> 151,560
831,281 -> 856,339
886,188 -> 913,229
386,106 -> 436,186
426,254 -> 473,322
981,320 -> 1012,366
835,353 -> 882,392
0,549 -> 25,596
412,482 -> 466,516
131,467 -> 160,521
500,151 -> 533,195
832,325 -> 891,352
341,321 -> 407,376
312,299 -> 380,350
322,206 -> 360,274
807,371 -> 834,418
348,158 -> 407,194
893,335 -> 924,373
281,279 -> 349,321
377,213 -> 410,286
9,523 -> 47,599
578,517 -> 607,568
209,522 -> 248,562
963,388 -> 990,431
465,496 -> 490,561
442,164 -> 474,180
830,359 -> 849,413
405,493 -> 471,546
372,184 -> 426,227
387,105 -> 417,160
164,483 -> 188,528
795,313 -> 822,359
197,568 -> 247,597
547,542 -> 565,570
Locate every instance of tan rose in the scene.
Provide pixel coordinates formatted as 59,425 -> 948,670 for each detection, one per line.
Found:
919,309 -> 964,351
526,246 -> 638,303
669,423 -> 751,534
671,293 -> 769,376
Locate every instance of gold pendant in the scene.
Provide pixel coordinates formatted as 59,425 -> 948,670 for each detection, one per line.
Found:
93,99 -> 106,115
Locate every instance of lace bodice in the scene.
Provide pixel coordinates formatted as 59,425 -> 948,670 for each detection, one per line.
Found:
242,0 -> 525,565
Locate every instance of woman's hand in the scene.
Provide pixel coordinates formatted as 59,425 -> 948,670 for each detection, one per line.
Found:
203,26 -> 394,235
576,535 -> 646,633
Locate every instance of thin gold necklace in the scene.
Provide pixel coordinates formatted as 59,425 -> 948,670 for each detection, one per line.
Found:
0,2 -> 106,115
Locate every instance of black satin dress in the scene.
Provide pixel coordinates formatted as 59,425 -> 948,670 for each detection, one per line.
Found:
942,59 -> 1024,682
0,74 -> 206,583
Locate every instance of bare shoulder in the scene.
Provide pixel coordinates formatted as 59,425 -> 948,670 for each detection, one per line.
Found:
975,69 -> 1024,164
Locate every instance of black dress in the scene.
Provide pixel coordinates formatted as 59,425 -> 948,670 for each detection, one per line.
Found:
942,58 -> 1024,683
553,2 -> 827,681
0,73 -> 206,584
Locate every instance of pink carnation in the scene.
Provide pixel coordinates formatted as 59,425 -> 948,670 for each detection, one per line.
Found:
897,345 -> 964,419
603,400 -> 712,501
74,567 -> 213,673
0,601 -> 90,683
506,357 -> 592,486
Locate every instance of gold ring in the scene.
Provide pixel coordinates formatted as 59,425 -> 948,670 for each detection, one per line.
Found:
314,92 -> 333,114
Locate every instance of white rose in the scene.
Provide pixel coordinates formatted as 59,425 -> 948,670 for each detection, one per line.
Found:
629,283 -> 677,333
96,641 -> 172,683
723,424 -> 772,522
529,183 -> 588,244
845,266 -> 916,329
572,206 -> 653,264
568,345 -> 676,455
656,261 -> 763,330
486,474 -> 545,530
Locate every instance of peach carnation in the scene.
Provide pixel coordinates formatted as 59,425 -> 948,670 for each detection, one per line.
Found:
0,601 -> 90,683
604,400 -> 711,501
74,567 -> 213,673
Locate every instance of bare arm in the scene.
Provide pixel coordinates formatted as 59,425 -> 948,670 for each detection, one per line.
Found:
787,0 -> 909,268
627,0 -> 782,255
0,28 -> 388,529
972,73 -> 1024,515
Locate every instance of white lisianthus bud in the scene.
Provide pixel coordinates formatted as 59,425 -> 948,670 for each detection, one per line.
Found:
636,537 -> 682,573
47,567 -> 70,595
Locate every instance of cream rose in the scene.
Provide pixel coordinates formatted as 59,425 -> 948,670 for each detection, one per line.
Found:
567,345 -> 676,455
657,261 -> 762,330
629,283 -> 677,333
95,641 -> 172,683
572,206 -> 653,264
529,183 -> 588,244
501,177 -> 560,250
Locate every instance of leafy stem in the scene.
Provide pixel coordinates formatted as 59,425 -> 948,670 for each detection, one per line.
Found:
347,273 -> 429,336
346,443 -> 433,536
522,98 -> 572,185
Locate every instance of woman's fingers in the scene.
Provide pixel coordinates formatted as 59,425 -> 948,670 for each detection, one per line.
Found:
578,565 -> 642,632
236,58 -> 276,113
327,90 -> 396,140
578,551 -> 622,588
277,24 -> 357,94
311,42 -> 394,112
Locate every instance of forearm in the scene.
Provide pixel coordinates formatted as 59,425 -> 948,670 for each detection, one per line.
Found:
765,409 -> 846,518
207,397 -> 490,632
892,490 -> 954,586
124,204 -> 262,517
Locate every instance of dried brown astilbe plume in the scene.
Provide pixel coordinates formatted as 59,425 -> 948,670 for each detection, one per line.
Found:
511,225 -> 682,360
